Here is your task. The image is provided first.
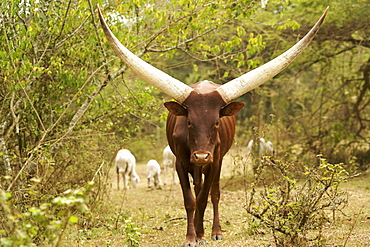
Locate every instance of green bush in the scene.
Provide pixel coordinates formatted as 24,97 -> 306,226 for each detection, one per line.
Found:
246,155 -> 349,246
0,182 -> 93,247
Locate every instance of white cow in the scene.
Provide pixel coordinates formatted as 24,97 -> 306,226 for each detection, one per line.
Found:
246,138 -> 274,158
162,145 -> 177,185
115,149 -> 140,190
263,139 -> 274,157
246,138 -> 274,174
147,159 -> 162,189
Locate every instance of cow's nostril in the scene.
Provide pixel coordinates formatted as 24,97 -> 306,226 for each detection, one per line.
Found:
192,152 -> 212,165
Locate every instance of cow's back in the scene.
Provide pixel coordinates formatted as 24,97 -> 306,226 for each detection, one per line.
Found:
147,159 -> 161,175
115,149 -> 135,173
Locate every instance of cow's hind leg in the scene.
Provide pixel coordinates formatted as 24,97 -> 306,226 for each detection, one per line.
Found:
163,164 -> 168,185
173,167 -> 177,184
116,168 -> 120,190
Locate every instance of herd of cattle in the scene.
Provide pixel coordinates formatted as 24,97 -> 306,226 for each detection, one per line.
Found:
114,145 -> 176,190
115,139 -> 274,190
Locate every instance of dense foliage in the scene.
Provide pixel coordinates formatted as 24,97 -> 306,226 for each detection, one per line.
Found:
246,0 -> 370,172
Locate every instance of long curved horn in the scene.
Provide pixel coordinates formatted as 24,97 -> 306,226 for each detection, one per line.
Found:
216,7 -> 329,102
97,6 -> 193,103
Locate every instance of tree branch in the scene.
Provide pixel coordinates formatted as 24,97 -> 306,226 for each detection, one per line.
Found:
0,121 -> 12,178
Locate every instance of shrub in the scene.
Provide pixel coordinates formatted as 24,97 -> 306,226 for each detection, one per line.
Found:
245,155 -> 349,246
0,182 -> 93,246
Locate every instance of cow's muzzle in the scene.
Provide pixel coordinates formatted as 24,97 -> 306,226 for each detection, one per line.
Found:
191,151 -> 213,165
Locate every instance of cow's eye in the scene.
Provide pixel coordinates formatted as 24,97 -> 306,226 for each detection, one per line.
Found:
215,121 -> 220,128
187,120 -> 191,127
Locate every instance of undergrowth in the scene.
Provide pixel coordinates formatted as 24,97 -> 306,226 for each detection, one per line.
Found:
245,155 -> 350,246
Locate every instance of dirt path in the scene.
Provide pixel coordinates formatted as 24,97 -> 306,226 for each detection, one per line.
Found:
108,162 -> 264,247
72,161 -> 370,247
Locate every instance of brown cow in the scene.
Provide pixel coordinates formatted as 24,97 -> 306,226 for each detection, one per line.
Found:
98,6 -> 328,246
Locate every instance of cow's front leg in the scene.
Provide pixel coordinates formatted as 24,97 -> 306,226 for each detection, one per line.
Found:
122,173 -> 128,189
193,166 -> 206,244
116,169 -> 120,190
194,165 -> 217,244
210,162 -> 223,240
177,163 -> 197,246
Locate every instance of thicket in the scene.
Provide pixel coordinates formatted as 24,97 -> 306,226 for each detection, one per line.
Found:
244,155 -> 349,246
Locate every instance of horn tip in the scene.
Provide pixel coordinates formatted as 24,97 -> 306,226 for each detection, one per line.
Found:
323,6 -> 329,17
96,5 -> 109,32
319,6 -> 329,22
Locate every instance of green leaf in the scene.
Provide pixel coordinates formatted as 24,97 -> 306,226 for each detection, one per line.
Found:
236,26 -> 246,37
193,64 -> 198,72
69,216 -> 78,223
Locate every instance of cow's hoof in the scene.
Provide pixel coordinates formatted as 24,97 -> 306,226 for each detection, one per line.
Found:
196,239 -> 207,245
183,242 -> 197,247
211,234 -> 223,241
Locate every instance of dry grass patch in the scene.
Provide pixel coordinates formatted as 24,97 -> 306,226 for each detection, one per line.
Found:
62,163 -> 370,247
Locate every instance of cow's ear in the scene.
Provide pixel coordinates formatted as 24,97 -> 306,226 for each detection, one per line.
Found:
220,101 -> 245,116
164,101 -> 188,116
